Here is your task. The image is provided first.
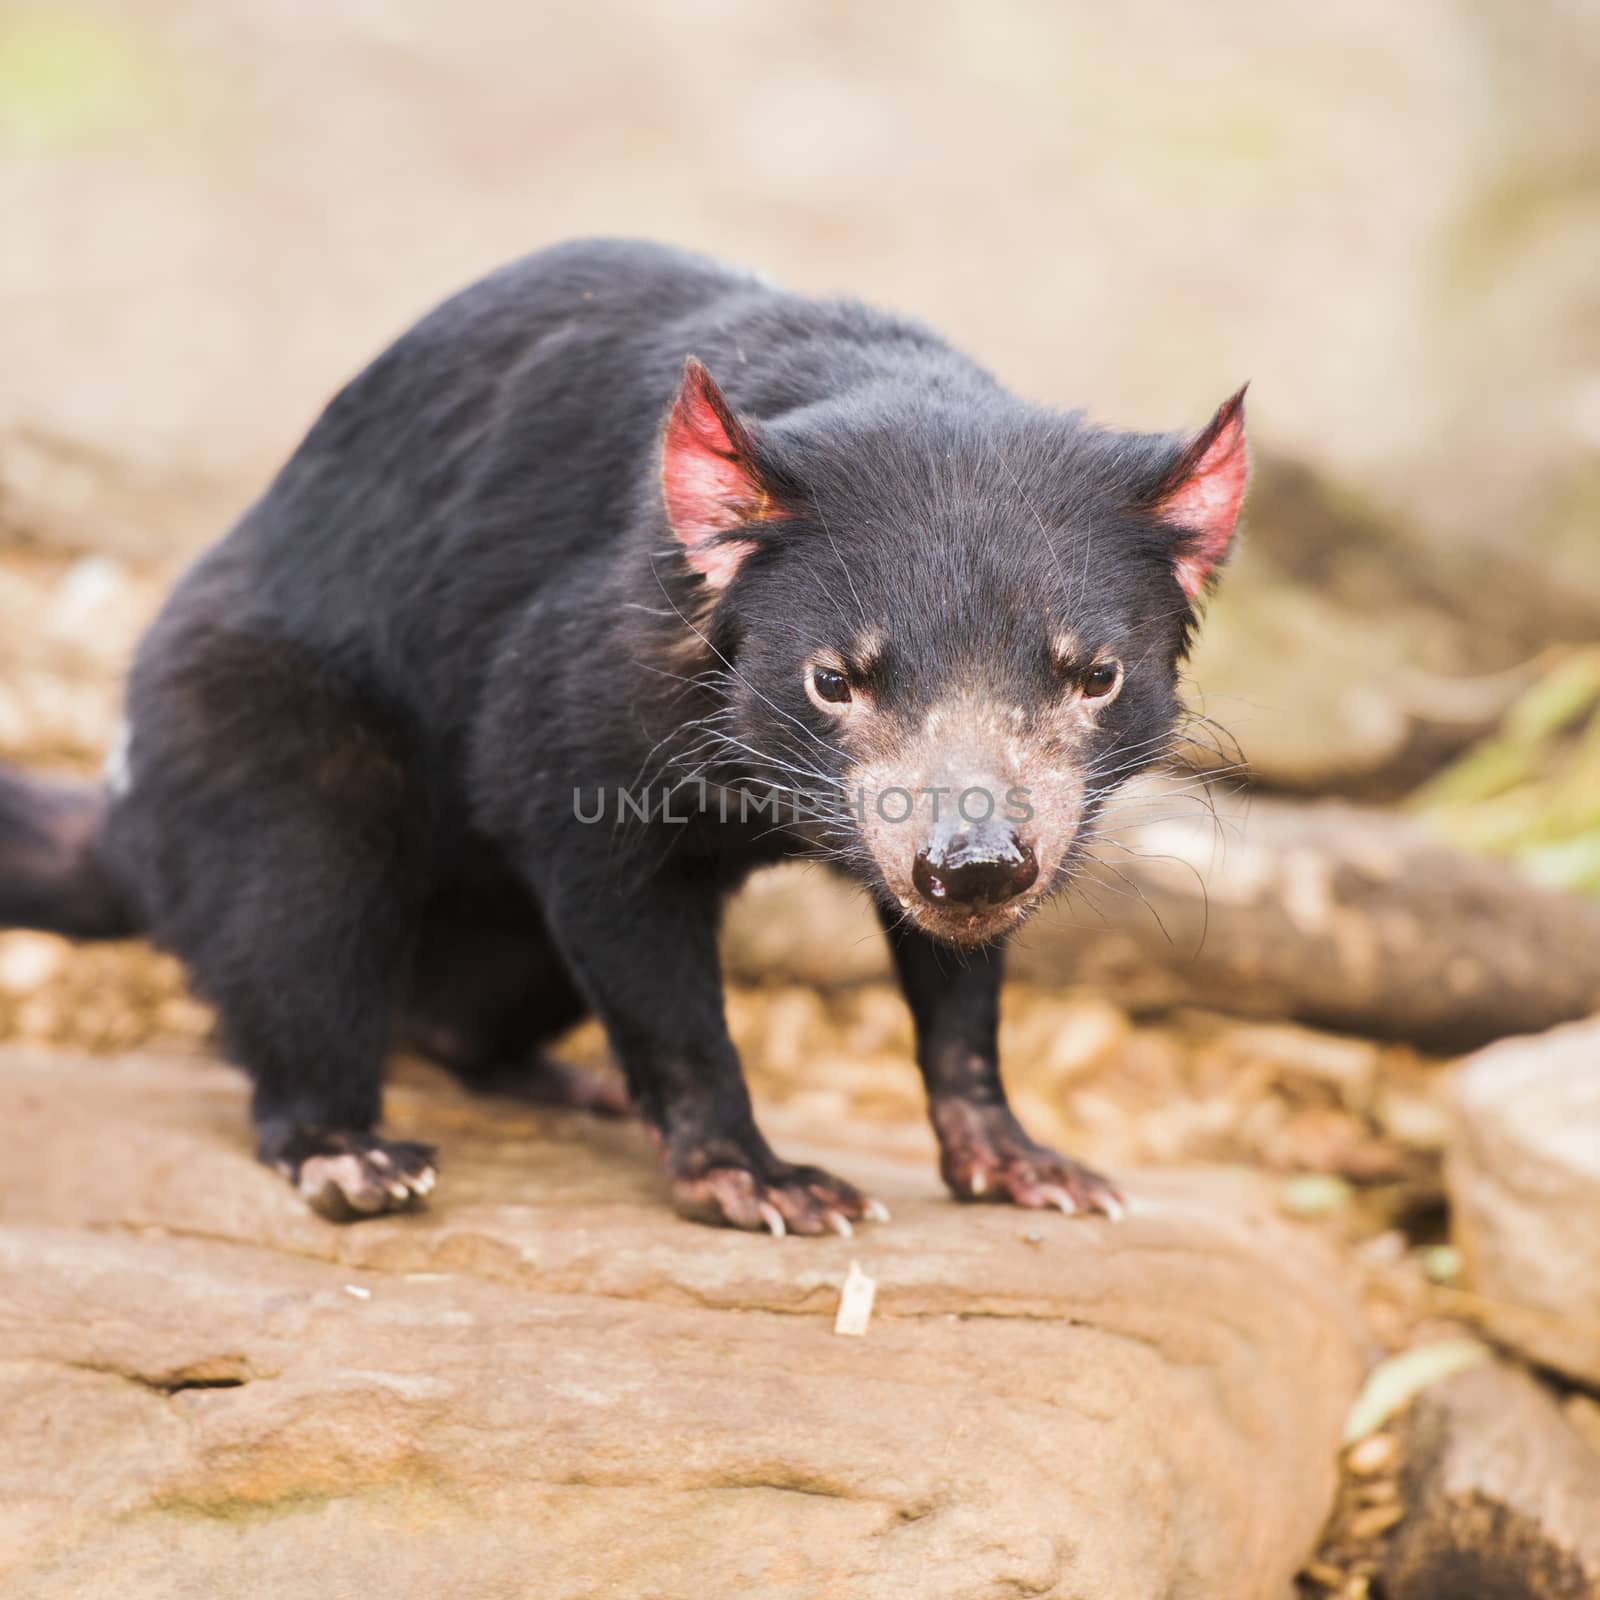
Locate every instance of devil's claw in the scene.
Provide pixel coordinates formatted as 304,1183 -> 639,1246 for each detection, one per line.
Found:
931,1097 -> 1125,1220
665,1141 -> 887,1237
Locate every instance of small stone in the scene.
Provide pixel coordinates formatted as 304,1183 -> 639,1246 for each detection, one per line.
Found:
1301,1559 -> 1346,1590
1345,1432 -> 1398,1476
1279,1173 -> 1352,1217
156,995 -> 214,1038
15,998 -> 61,1038
48,556 -> 128,638
1359,1229 -> 1406,1268
1347,1502 -> 1405,1540
1421,1245 -> 1460,1284
1373,1085 -> 1452,1152
1354,1477 -> 1399,1505
0,933 -> 66,996
1449,1017 -> 1600,1387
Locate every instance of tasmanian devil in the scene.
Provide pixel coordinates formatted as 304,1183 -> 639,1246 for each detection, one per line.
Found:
0,239 -> 1247,1234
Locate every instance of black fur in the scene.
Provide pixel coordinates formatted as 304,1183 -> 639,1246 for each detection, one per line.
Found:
0,768 -> 138,938
0,239 -> 1238,1229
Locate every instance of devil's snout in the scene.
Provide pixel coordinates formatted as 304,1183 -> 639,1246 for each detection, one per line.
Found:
912,822 -> 1039,910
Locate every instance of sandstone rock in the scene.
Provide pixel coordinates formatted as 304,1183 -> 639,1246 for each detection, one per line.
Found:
1386,1363 -> 1600,1600
1448,1017 -> 1600,1387
0,1048 -> 1367,1600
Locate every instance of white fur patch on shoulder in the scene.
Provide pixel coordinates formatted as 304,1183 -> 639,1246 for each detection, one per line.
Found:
104,721 -> 132,797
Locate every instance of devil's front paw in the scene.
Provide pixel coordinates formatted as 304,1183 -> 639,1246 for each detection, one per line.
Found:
930,1098 -> 1124,1220
260,1122 -> 438,1222
663,1130 -> 890,1238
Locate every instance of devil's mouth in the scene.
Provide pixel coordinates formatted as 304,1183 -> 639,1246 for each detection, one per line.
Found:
890,892 -> 1034,949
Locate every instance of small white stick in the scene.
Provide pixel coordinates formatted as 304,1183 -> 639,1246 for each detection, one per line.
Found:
833,1259 -> 876,1338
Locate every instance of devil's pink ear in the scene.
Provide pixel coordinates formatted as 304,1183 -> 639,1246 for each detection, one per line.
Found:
1152,386 -> 1249,600
661,358 -> 784,588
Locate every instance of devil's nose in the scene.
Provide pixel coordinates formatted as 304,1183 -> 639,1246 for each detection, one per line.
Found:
912,830 -> 1039,910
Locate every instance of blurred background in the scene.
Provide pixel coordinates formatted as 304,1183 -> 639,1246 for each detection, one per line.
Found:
3,0 -> 1598,853
3,5 -> 1599,1589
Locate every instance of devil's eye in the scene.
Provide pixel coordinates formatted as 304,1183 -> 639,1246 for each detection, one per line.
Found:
1082,660 -> 1123,699
810,666 -> 852,705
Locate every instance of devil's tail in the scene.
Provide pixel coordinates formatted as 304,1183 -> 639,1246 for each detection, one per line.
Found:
0,763 -> 142,939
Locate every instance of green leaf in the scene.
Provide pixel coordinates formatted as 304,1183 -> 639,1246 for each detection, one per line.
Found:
1343,1339 -> 1491,1445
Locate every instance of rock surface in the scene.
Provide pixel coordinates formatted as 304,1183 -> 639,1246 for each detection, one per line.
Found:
0,1048 -> 1367,1600
1386,1362 -> 1600,1600
1449,1017 -> 1600,1387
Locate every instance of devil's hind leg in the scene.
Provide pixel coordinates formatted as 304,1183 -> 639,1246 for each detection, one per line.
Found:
405,890 -> 629,1116
118,611 -> 438,1219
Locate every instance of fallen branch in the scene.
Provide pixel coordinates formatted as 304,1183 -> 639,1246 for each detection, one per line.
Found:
722,794 -> 1600,1054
